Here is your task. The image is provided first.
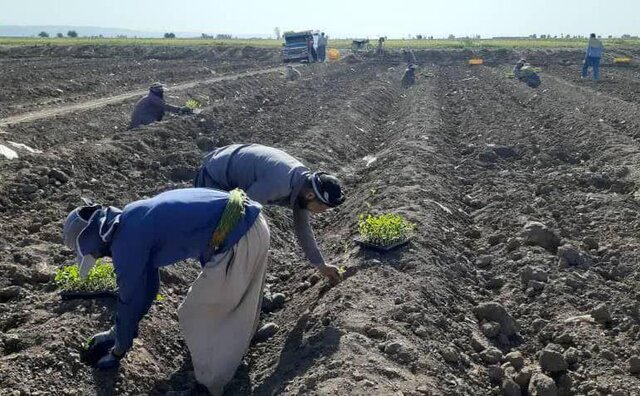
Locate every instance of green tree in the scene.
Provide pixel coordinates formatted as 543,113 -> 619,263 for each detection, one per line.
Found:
164,32 -> 176,38
67,30 -> 78,38
38,31 -> 49,38
56,33 -> 64,38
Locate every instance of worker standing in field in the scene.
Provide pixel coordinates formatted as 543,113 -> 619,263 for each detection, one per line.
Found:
582,33 -> 604,81
513,59 -> 541,88
194,144 -> 345,282
376,37 -> 386,56
65,188 -> 269,395
129,82 -> 192,129
318,32 -> 328,62
401,63 -> 417,88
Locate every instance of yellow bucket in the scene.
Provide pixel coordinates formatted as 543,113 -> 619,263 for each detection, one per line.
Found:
614,57 -> 631,64
328,48 -> 340,61
468,58 -> 483,65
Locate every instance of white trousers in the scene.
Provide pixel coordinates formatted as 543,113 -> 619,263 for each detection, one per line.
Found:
178,214 -> 270,395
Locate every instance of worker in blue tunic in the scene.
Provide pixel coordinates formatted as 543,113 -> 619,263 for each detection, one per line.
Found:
194,144 -> 345,283
63,188 -> 269,394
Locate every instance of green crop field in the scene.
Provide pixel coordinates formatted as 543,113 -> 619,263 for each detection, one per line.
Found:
1,37 -> 639,49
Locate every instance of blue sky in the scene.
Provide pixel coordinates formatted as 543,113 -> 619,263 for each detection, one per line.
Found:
2,0 -> 639,38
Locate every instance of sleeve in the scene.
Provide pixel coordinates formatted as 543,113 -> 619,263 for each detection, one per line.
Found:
110,223 -> 157,354
292,206 -> 325,268
164,103 -> 182,113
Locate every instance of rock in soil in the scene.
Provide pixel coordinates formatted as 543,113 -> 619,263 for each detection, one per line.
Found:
502,378 -> 521,396
539,348 -> 568,373
505,351 -> 525,370
528,372 -> 558,396
473,302 -> 519,336
480,321 -> 501,338
253,322 -> 279,343
591,303 -> 613,325
480,347 -> 504,364
521,221 -> 560,251
557,244 -> 592,268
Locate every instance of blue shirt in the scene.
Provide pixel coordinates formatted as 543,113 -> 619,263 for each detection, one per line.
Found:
110,188 -> 261,352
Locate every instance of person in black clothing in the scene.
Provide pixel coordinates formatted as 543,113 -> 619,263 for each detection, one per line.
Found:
129,83 -> 192,129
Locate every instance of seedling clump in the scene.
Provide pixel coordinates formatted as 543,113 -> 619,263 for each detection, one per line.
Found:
358,213 -> 415,247
185,99 -> 202,110
55,259 -> 117,292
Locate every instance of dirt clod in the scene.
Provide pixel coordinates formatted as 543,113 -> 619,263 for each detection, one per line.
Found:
253,322 -> 279,343
521,221 -> 560,251
628,356 -> 640,374
591,303 -> 613,325
473,302 -> 519,336
505,351 -> 525,370
539,348 -> 568,373
528,372 -> 558,396
480,347 -> 504,364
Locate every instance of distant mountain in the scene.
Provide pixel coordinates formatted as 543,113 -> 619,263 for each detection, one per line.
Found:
0,25 -> 272,39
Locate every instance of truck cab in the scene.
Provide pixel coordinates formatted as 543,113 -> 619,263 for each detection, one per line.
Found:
282,31 -> 315,63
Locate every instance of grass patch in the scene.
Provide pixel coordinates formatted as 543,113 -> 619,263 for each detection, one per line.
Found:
358,213 -> 415,247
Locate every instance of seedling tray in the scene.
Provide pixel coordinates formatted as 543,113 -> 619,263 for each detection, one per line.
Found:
60,290 -> 118,300
354,237 -> 411,253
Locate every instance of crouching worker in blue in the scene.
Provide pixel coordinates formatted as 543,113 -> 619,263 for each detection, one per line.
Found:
63,188 -> 269,394
513,59 -> 541,88
194,144 -> 345,283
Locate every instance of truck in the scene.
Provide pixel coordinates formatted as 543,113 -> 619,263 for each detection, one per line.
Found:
282,31 -> 317,63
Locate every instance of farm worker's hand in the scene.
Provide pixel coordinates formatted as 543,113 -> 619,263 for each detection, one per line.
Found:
95,349 -> 123,370
317,263 -> 342,284
81,329 -> 115,366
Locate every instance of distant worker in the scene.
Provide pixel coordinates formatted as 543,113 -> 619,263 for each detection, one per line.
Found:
401,64 -> 418,88
402,48 -> 417,64
65,188 -> 269,394
318,32 -> 328,62
582,33 -> 603,81
285,65 -> 301,81
308,34 -> 318,62
129,82 -> 192,129
513,59 -> 541,88
376,37 -> 386,56
194,144 -> 346,283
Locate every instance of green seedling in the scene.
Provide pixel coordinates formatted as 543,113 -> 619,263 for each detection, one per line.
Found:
185,99 -> 202,110
54,259 -> 116,292
338,266 -> 347,280
358,213 -> 415,247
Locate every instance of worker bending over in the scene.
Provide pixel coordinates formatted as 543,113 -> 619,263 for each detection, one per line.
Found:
64,188 -> 269,394
194,144 -> 345,282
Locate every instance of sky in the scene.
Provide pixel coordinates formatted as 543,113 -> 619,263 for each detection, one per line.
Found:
2,0 -> 639,38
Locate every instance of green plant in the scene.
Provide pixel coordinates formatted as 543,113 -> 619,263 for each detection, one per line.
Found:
55,259 -> 117,292
358,213 -> 415,247
185,99 -> 202,110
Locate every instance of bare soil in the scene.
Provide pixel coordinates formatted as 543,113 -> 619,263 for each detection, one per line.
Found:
1,46 -> 640,396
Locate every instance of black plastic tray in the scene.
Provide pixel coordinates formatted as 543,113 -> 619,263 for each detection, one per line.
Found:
354,237 -> 411,253
60,290 -> 118,300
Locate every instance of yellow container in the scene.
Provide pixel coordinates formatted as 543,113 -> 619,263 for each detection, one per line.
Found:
614,57 -> 632,64
468,58 -> 483,65
328,48 -> 340,61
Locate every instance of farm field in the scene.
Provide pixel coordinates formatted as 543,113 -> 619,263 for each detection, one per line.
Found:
1,44 -> 640,395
